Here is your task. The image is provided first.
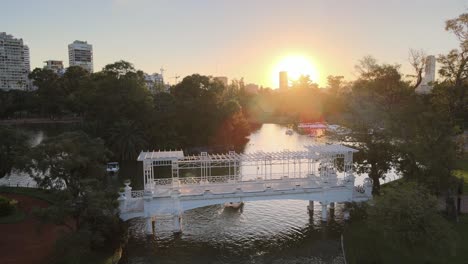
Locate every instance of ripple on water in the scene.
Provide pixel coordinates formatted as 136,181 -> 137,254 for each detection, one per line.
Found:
125,200 -> 346,264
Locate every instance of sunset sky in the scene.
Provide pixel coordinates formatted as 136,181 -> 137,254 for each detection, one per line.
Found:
2,0 -> 467,87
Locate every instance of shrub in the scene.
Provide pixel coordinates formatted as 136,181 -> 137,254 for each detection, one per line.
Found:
0,195 -> 15,217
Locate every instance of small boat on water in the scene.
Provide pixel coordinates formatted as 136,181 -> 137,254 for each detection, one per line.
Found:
106,162 -> 120,174
224,201 -> 244,209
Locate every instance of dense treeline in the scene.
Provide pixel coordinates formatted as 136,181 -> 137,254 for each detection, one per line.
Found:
0,61 -> 252,161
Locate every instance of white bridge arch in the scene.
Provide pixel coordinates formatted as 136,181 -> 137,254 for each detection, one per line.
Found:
118,144 -> 372,234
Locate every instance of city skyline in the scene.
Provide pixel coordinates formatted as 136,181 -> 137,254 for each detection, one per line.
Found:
2,0 -> 467,87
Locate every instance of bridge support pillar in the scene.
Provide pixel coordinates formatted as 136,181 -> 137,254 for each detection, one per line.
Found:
307,201 -> 314,213
320,202 -> 328,222
145,217 -> 154,235
173,214 -> 182,233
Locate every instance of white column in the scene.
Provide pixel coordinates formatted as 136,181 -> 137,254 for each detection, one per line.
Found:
145,217 -> 153,235
308,200 -> 314,213
320,202 -> 328,222
173,214 -> 182,233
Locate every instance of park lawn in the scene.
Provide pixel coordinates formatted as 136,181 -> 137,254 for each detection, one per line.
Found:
0,186 -> 58,203
454,155 -> 468,193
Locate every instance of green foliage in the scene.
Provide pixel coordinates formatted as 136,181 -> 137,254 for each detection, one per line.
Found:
0,126 -> 29,178
0,186 -> 59,204
453,155 -> 468,193
19,131 -> 125,262
446,215 -> 468,263
108,120 -> 148,160
345,183 -> 457,264
330,59 -> 410,195
170,74 -> 251,149
24,131 -> 110,195
0,195 -> 15,216
5,61 -> 254,159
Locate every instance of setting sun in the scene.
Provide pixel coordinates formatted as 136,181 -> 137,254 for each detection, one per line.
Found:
272,55 -> 319,88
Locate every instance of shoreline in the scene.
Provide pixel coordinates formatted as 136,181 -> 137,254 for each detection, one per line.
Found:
0,117 -> 82,125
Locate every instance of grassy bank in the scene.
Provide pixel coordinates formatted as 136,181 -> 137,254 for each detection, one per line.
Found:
0,186 -> 58,204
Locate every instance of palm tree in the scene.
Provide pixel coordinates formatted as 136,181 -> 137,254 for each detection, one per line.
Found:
108,120 -> 148,160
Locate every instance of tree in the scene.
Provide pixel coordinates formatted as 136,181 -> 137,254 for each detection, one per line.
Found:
432,13 -> 468,128
22,131 -> 125,260
407,49 -> 427,89
0,126 -> 29,178
29,68 -> 66,117
346,183 -> 457,264
102,60 -> 137,77
24,132 -> 110,214
326,75 -> 345,94
290,74 -> 318,89
83,61 -> 153,138
438,13 -> 468,86
332,59 -> 410,195
108,120 -> 148,160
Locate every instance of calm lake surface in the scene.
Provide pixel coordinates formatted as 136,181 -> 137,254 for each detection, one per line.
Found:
122,124 -> 351,264
3,123 -> 397,264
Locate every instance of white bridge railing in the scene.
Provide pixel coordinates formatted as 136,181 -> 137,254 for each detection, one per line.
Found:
154,175 -> 241,186
131,190 -> 145,198
146,175 -> 354,198
152,174 -> 351,187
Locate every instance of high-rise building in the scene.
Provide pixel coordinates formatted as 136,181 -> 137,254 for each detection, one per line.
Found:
44,60 -> 65,75
68,40 -> 93,72
279,71 -> 288,90
416,55 -> 436,94
0,32 -> 31,90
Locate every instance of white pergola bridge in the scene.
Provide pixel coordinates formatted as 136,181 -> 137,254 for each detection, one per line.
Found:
118,144 -> 372,234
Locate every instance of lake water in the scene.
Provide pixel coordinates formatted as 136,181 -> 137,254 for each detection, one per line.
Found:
121,124 -> 356,264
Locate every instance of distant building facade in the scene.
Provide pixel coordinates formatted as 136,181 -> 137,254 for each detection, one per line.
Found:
144,73 -> 167,93
68,40 -> 93,72
415,55 -> 436,94
279,71 -> 288,90
44,60 -> 65,75
0,32 -> 31,90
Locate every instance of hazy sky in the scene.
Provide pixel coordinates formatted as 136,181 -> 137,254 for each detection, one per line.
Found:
2,0 -> 467,87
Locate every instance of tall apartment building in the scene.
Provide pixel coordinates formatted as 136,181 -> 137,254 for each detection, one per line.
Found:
0,32 -> 31,90
68,40 -> 93,72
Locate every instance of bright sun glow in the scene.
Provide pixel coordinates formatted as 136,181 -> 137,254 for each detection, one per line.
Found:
272,55 -> 319,88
